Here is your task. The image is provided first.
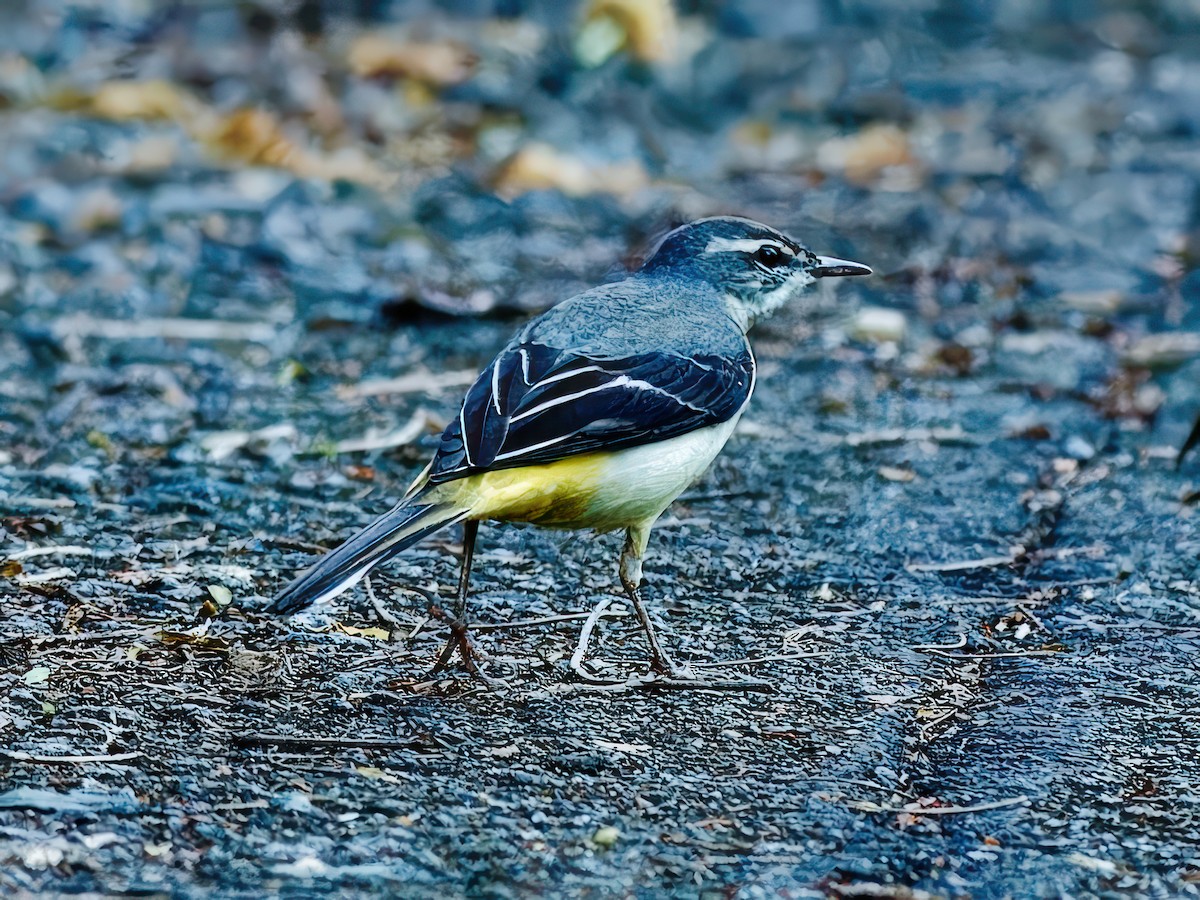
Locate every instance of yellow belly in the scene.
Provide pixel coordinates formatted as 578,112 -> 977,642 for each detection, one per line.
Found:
430,418 -> 741,532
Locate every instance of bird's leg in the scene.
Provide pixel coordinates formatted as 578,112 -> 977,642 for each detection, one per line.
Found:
620,526 -> 686,677
614,527 -> 771,692
430,519 -> 479,673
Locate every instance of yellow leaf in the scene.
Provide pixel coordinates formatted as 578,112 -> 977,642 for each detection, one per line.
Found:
90,79 -> 190,121
335,623 -> 391,641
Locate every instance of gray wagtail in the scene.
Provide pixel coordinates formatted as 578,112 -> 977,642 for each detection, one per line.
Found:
267,217 -> 870,680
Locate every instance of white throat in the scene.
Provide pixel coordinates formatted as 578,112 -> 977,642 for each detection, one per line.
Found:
723,271 -> 815,332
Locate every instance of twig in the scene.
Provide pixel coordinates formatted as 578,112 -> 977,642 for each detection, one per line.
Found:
29,628 -> 152,647
0,749 -> 142,765
332,409 -> 435,454
406,616 -> 431,640
340,369 -> 478,400
390,585 -> 441,640
365,577 -> 403,639
4,545 -> 95,562
473,609 -> 629,632
906,555 -> 1017,573
842,426 -> 977,447
911,634 -> 968,651
843,795 -> 1030,816
569,596 -> 615,679
51,314 -> 277,342
4,496 -> 77,509
230,734 -> 421,751
690,651 -> 835,668
558,672 -> 774,693
921,648 -> 1063,659
15,567 -> 75,585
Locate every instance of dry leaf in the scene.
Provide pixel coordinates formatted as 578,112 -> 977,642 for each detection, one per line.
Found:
495,142 -> 647,198
206,108 -> 298,169
818,124 -> 919,187
335,623 -> 391,641
348,35 -> 476,84
578,0 -> 676,65
202,108 -> 394,188
89,79 -> 190,121
156,630 -> 230,651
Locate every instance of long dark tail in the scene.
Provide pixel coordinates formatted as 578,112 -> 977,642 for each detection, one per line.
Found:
267,490 -> 472,615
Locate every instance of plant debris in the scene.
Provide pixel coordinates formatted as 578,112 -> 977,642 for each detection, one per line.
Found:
3,0 -> 1200,897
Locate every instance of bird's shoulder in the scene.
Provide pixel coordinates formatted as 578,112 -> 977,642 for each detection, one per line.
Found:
520,274 -> 746,359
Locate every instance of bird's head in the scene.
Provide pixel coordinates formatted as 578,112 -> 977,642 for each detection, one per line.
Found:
640,217 -> 871,330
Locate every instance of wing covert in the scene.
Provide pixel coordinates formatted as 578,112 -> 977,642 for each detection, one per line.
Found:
428,341 -> 754,483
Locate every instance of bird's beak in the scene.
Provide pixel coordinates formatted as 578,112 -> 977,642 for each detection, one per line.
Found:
812,255 -> 872,278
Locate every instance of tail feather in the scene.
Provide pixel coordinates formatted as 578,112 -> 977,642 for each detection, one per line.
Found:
267,492 -> 471,615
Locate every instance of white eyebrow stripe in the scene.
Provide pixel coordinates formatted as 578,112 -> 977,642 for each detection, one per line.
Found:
703,237 -> 794,255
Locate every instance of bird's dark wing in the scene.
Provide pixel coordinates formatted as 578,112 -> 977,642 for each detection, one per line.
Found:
427,340 -> 755,483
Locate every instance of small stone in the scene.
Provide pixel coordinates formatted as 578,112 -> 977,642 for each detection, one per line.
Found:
849,307 -> 907,344
592,826 -> 620,847
1060,289 -> 1126,314
1064,436 -> 1096,460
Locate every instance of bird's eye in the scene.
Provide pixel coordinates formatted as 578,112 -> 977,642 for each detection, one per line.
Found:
754,245 -> 787,267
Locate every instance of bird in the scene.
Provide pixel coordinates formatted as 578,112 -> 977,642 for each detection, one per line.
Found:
266,216 -> 870,682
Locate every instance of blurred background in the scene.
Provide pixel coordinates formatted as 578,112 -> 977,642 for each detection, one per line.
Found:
2,0 -> 1199,449
3,1 -> 1200,897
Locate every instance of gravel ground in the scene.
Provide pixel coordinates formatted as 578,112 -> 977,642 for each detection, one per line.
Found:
2,0 -> 1200,896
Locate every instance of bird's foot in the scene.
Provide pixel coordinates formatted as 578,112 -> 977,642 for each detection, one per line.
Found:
421,606 -> 504,685
428,616 -> 474,673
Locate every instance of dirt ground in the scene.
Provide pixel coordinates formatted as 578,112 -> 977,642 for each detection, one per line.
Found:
3,1 -> 1200,897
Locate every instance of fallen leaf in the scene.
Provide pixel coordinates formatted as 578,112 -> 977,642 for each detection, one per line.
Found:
347,35 -> 476,84
577,0 -> 676,65
88,79 -> 191,121
335,623 -> 391,641
818,124 -> 920,187
156,630 -> 230,651
878,465 -> 916,483
205,108 -> 298,169
495,142 -> 648,198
